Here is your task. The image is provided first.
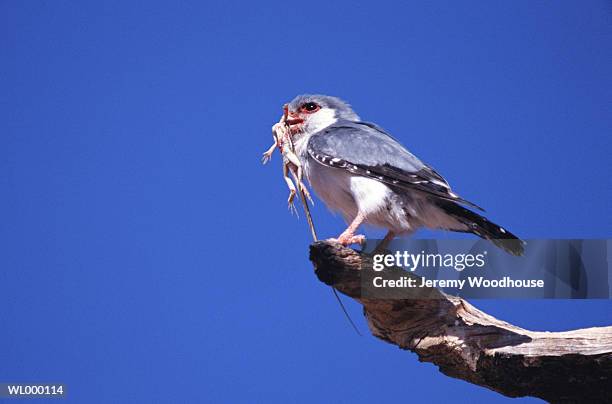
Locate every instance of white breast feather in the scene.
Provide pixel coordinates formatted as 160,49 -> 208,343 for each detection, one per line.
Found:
349,176 -> 390,216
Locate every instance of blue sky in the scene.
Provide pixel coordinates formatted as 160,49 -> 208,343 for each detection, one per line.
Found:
1,1 -> 611,402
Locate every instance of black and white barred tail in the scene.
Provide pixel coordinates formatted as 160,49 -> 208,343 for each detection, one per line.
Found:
435,200 -> 525,256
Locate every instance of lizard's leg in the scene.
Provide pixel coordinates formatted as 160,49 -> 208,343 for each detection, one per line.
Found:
283,149 -> 314,204
263,115 -> 288,164
262,142 -> 277,164
288,162 -> 314,205
299,181 -> 314,205
263,123 -> 284,164
284,148 -> 302,182
283,162 -> 298,216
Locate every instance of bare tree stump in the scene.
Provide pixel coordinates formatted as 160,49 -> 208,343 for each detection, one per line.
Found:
310,241 -> 612,403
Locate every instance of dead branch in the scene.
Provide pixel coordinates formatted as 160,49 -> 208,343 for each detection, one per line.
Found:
309,241 -> 612,403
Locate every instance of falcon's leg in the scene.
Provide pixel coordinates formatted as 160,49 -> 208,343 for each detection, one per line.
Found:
331,212 -> 366,246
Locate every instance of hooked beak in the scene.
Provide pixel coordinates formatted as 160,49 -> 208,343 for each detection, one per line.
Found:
283,105 -> 304,126
286,117 -> 304,126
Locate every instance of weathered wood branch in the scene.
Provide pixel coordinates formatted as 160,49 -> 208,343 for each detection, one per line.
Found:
310,241 -> 612,403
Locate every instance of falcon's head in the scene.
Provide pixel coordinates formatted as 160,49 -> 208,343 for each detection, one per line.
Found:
285,94 -> 360,136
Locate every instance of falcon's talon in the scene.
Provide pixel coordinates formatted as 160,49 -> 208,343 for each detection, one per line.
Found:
329,234 -> 366,246
352,235 -> 366,245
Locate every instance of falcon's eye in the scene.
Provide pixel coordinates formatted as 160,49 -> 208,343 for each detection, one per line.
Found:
300,102 -> 320,113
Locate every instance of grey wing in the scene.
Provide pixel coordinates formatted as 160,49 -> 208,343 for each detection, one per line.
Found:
307,121 -> 484,211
